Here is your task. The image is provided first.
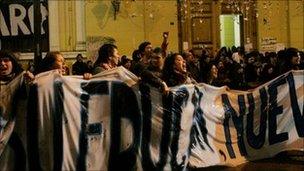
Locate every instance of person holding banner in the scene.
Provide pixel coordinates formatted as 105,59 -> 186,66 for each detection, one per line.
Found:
280,47 -> 301,74
281,47 -> 302,73
162,53 -> 196,87
93,44 -> 120,74
34,51 -> 91,79
0,50 -> 35,85
0,50 -> 34,170
35,51 -> 67,75
0,51 -> 23,83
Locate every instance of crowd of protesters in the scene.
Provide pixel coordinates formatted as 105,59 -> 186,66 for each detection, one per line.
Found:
74,42 -> 302,91
193,46 -> 304,90
1,33 -> 303,91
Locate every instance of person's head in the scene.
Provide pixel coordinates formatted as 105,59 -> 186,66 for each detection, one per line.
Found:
150,47 -> 164,69
237,46 -> 245,56
247,56 -> 255,64
200,50 -> 211,63
76,54 -> 84,62
207,63 -> 218,79
162,53 -> 188,87
231,46 -> 237,53
285,48 -> 300,67
87,60 -> 93,68
0,50 -> 23,80
268,52 -> 277,65
138,41 -> 152,57
120,56 -> 131,70
263,64 -> 274,75
182,51 -> 194,63
95,44 -> 119,67
217,60 -> 225,70
132,49 -> 141,62
163,53 -> 186,75
37,51 -> 65,74
224,56 -> 233,65
219,47 -> 228,55
277,50 -> 286,60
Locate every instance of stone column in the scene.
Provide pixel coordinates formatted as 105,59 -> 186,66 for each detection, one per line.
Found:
48,0 -> 60,51
75,0 -> 86,51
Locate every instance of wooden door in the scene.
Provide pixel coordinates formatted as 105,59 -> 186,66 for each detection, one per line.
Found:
178,0 -> 219,56
178,0 -> 258,56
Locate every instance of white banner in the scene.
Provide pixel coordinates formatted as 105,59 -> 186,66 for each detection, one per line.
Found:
0,67 -> 303,170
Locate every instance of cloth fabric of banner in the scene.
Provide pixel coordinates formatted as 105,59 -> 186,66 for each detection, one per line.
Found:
28,67 -> 139,171
0,67 -> 303,170
0,73 -> 27,170
167,70 -> 304,168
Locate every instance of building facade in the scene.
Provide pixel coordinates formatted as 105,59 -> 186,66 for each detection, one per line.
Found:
0,0 -> 303,64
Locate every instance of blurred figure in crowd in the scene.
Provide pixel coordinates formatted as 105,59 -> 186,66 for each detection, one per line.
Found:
26,60 -> 35,73
72,53 -> 88,75
183,50 -> 200,82
205,62 -> 221,87
86,60 -> 94,73
137,47 -> 169,95
119,55 -> 132,70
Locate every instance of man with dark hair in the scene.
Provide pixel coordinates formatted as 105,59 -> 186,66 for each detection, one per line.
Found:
93,44 -> 120,74
132,32 -> 169,76
148,47 -> 164,77
182,50 -> 201,82
72,53 -> 88,75
280,48 -> 301,74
